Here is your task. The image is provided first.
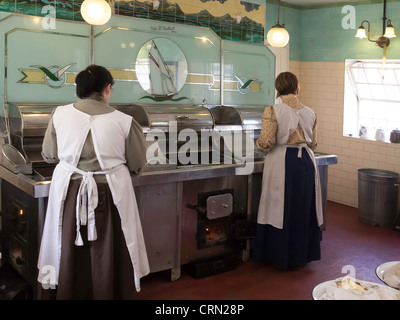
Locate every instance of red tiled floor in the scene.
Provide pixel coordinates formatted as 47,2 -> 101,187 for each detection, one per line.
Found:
137,201 -> 400,300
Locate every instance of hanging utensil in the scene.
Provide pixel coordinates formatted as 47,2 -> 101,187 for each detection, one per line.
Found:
1,96 -> 30,170
2,95 -> 12,145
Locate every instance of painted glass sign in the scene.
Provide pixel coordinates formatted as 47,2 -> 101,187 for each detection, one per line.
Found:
19,63 -> 76,88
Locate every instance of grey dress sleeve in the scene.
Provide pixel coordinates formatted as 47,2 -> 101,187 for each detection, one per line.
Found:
125,118 -> 146,175
41,109 -> 59,163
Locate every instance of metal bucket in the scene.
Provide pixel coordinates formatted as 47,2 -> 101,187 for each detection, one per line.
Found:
358,168 -> 399,227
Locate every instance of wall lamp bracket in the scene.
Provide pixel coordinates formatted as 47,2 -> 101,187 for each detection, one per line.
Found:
355,0 -> 396,50
356,20 -> 393,48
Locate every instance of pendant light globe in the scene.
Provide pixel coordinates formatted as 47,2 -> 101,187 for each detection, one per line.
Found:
267,25 -> 290,47
81,0 -> 111,25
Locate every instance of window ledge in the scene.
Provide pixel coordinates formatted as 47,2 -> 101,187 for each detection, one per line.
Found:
343,134 -> 400,145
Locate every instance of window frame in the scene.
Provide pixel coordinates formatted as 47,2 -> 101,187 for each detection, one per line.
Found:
343,59 -> 400,141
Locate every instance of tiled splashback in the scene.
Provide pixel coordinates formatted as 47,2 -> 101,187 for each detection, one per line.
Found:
0,0 -> 264,43
290,60 -> 400,208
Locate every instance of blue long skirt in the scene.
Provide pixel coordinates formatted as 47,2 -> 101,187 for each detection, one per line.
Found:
252,147 -> 321,270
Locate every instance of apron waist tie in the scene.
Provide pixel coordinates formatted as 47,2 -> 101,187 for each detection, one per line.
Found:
59,162 -> 122,246
287,142 -> 308,158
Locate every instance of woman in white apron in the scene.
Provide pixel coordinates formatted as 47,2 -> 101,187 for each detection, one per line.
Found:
253,72 -> 323,270
37,65 -> 150,299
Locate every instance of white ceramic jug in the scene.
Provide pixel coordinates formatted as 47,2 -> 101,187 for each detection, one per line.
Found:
375,128 -> 385,142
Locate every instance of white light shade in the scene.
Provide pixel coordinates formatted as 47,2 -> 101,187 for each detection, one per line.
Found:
384,26 -> 396,38
81,0 -> 111,25
267,26 -> 290,47
355,27 -> 367,39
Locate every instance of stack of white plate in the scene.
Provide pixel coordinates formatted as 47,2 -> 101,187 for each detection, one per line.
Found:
312,262 -> 400,300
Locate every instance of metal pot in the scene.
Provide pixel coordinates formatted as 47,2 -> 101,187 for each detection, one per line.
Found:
390,129 -> 400,143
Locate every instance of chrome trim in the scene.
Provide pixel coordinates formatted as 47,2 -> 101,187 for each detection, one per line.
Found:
90,25 -> 94,64
220,40 -> 224,105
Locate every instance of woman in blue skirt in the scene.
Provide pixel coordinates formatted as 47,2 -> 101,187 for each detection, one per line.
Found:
253,72 -> 323,270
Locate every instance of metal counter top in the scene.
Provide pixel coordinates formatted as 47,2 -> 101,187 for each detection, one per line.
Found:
0,152 -> 338,199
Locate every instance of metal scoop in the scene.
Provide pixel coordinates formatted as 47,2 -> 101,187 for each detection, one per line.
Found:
1,97 -> 31,173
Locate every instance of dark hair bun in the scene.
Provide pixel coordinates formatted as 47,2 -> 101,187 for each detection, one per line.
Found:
75,64 -> 114,99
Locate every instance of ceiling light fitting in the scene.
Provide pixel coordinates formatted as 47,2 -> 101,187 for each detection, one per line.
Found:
267,0 -> 289,48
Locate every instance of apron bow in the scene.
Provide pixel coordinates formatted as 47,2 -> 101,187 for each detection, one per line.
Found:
75,171 -> 98,246
59,162 -> 122,246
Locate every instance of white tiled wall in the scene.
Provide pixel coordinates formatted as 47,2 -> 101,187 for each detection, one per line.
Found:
290,60 -> 400,208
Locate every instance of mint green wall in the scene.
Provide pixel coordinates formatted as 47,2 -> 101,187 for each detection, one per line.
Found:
266,1 -> 400,62
265,3 -> 301,61
280,1 -> 400,62
300,2 -> 400,61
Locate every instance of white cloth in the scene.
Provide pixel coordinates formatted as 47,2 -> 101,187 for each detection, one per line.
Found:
37,104 -> 150,292
257,103 -> 323,229
383,262 -> 400,289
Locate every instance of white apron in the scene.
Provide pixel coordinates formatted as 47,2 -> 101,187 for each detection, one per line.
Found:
257,103 -> 323,229
37,104 -> 150,292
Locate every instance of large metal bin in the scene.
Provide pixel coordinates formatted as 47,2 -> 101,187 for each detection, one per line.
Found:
358,168 -> 399,227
